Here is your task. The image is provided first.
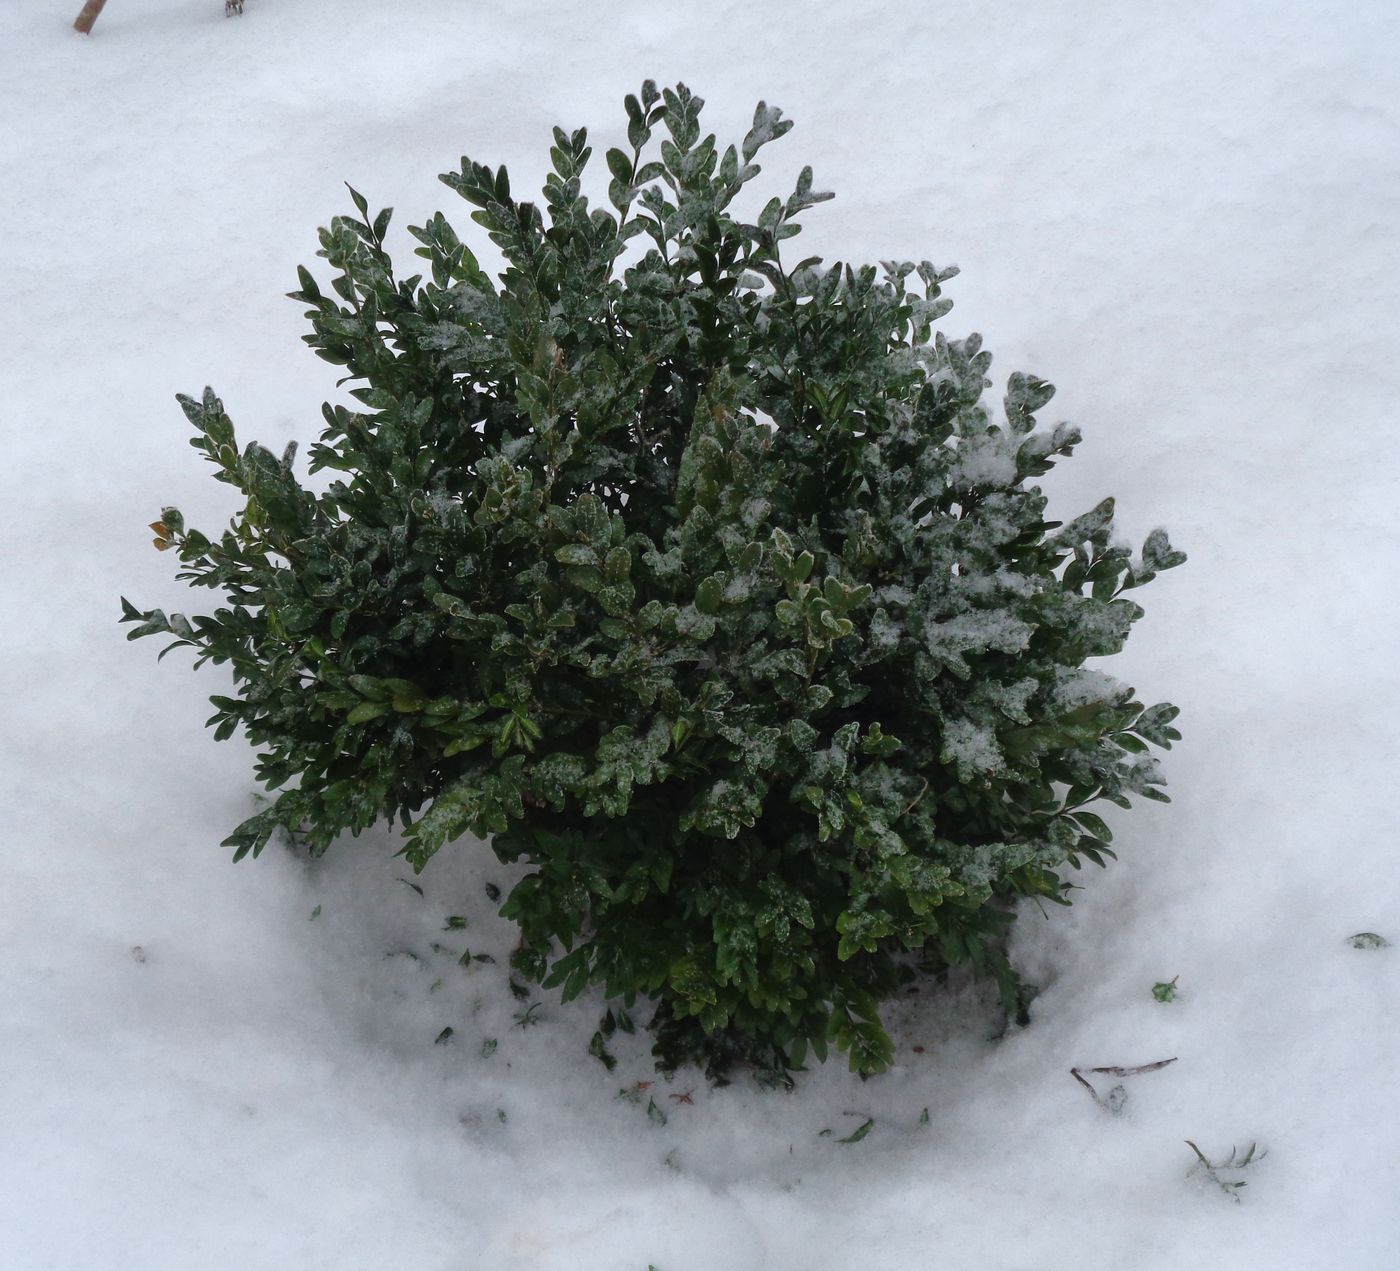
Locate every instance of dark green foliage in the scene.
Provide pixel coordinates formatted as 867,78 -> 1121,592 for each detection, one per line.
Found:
122,82 -> 1184,1080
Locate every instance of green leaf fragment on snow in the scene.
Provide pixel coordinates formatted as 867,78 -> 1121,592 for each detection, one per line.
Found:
1153,976 -> 1180,1002
836,1117 -> 874,1144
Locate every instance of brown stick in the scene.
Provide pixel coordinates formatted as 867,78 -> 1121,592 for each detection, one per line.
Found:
1080,1057 -> 1178,1078
1070,1068 -> 1100,1097
1071,1056 -> 1177,1103
73,0 -> 109,34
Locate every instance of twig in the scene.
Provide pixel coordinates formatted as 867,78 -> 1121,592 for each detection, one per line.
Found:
1071,1056 -> 1177,1108
1070,1068 -> 1100,1097
1078,1057 -> 1178,1080
1185,1140 -> 1266,1202
899,777 -> 929,820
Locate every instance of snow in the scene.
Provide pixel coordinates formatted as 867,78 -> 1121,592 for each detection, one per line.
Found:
1050,666 -> 1125,712
949,430 -> 1018,488
938,716 -> 1006,781
4,0 -> 1400,1267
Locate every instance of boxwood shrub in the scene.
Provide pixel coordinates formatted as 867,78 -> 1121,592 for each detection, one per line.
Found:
123,82 -> 1184,1081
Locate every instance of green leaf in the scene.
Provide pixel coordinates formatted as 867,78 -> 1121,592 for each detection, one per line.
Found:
555,543 -> 598,566
588,1031 -> 617,1071
1072,810 -> 1113,842
603,547 -> 632,583
347,701 -> 390,725
1142,527 -> 1187,573
605,147 -> 634,184
348,675 -> 390,702
694,575 -> 723,615
836,1117 -> 873,1144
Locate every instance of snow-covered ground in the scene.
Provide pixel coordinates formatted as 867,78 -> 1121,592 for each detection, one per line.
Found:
3,2 -> 1398,1266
